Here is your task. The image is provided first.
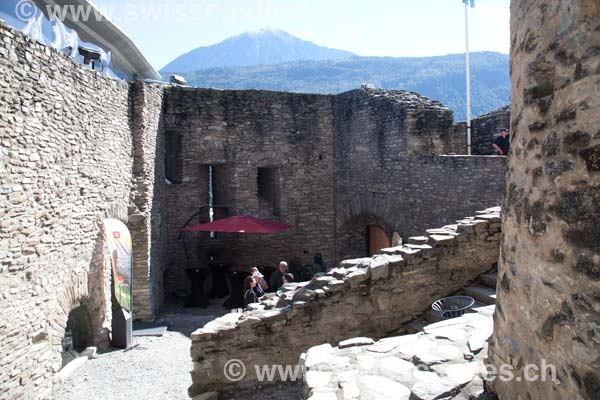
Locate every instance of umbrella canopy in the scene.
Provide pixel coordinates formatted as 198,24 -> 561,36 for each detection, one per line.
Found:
182,215 -> 292,234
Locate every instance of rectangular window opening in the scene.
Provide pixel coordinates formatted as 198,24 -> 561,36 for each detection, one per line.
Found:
165,130 -> 183,184
257,167 -> 280,217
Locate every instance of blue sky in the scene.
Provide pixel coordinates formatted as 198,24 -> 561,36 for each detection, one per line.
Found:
90,0 -> 510,71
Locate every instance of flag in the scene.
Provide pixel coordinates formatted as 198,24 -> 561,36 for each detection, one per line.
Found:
463,0 -> 475,7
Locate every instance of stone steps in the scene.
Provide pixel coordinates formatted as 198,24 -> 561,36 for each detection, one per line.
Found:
424,309 -> 444,323
405,270 -> 498,334
302,302 -> 497,400
467,300 -> 489,312
462,285 -> 497,305
479,272 -> 498,289
405,319 -> 429,334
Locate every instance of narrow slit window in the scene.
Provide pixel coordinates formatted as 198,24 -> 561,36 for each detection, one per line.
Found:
257,167 -> 280,216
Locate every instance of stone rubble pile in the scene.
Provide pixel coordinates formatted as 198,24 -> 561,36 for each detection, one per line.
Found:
301,305 -> 496,400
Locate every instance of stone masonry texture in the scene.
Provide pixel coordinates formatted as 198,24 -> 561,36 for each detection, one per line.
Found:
0,19 -> 509,400
188,208 -> 502,396
333,90 -> 506,261
0,24 -> 165,399
162,88 -> 337,292
0,24 -> 132,399
163,87 -> 507,294
488,1 -> 600,399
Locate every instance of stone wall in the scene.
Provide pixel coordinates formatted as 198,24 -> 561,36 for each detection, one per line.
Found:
451,121 -> 468,154
128,81 -> 168,321
488,1 -> 600,399
471,106 -> 510,155
333,89 -> 459,157
0,19 -> 512,400
333,89 -> 506,261
189,207 -> 501,396
0,23 -> 133,399
335,156 -> 506,261
161,87 -> 507,293
161,88 -> 337,292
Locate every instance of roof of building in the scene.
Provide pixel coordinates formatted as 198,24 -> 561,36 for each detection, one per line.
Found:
32,0 -> 160,80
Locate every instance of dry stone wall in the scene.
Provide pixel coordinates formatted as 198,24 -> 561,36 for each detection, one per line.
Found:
0,23 -> 133,399
0,23 -> 168,399
335,155 -> 506,262
162,87 -> 508,294
471,106 -> 510,156
489,1 -> 600,400
189,207 -> 501,396
333,89 -> 459,157
162,88 -> 337,292
128,81 -> 168,321
333,90 -> 506,261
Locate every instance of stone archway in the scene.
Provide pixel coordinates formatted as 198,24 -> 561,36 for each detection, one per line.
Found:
336,214 -> 394,262
368,224 -> 391,256
52,224 -> 116,373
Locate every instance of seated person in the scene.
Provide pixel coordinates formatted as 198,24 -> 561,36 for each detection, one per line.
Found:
250,266 -> 269,291
313,253 -> 327,273
252,274 -> 266,299
276,273 -> 296,298
269,261 -> 288,292
243,276 -> 258,308
288,257 -> 303,281
283,273 -> 294,285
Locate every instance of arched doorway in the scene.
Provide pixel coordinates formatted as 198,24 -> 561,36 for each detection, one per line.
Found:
368,224 -> 391,256
337,215 -> 393,262
61,304 -> 93,367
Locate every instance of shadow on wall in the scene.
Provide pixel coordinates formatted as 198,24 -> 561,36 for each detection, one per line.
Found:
61,304 -> 93,367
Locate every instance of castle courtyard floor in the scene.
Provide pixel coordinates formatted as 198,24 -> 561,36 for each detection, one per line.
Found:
51,299 -> 301,400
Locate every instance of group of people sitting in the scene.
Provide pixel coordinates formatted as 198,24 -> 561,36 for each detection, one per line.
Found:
242,254 -> 328,307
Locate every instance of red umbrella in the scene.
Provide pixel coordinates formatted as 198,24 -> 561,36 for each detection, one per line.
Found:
182,215 -> 292,234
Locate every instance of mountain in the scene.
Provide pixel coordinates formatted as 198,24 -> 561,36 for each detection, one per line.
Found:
180,51 -> 510,121
161,28 -> 355,73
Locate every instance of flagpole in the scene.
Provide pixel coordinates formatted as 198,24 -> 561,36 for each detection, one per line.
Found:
464,1 -> 472,155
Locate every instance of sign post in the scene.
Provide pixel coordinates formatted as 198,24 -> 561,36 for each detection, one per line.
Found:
103,219 -> 133,348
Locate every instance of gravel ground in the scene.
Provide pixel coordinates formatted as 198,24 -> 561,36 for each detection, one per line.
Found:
52,330 -> 194,400
51,298 -> 301,400
52,299 -> 227,400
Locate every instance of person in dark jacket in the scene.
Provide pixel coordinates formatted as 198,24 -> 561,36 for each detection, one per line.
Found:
313,253 -> 327,273
288,257 -> 303,282
269,261 -> 288,292
243,276 -> 258,307
492,128 -> 510,155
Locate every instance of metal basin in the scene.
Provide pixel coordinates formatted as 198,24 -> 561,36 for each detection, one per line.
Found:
432,295 -> 475,319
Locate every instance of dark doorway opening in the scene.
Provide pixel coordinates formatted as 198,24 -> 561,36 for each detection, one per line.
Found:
61,303 -> 93,367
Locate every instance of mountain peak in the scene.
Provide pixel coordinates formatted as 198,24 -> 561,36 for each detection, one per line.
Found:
161,29 -> 355,73
246,27 -> 286,36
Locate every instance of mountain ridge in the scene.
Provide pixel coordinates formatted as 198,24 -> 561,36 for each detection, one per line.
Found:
177,51 -> 510,120
161,28 -> 355,73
